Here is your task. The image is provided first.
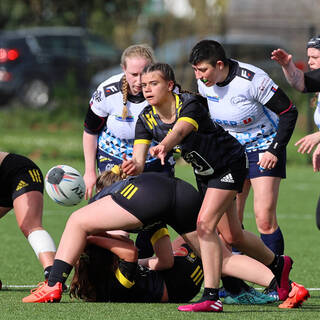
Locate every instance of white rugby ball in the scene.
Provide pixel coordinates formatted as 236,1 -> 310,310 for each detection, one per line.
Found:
45,165 -> 85,206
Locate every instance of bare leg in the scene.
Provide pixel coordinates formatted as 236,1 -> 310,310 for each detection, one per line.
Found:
13,191 -> 55,268
54,195 -> 142,265
236,179 -> 251,222
251,176 -> 281,234
197,188 -> 237,289
218,199 -> 274,266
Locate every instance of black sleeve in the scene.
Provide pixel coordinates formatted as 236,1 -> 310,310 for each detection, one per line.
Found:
264,87 -> 298,157
304,69 -> 320,93
134,116 -> 153,141
83,106 -> 107,134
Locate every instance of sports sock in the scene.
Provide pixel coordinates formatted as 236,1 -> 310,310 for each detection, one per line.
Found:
260,227 -> 284,255
44,266 -> 52,280
267,255 -> 283,285
199,288 -> 219,302
47,259 -> 73,287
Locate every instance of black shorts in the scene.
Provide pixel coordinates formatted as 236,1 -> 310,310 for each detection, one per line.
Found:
162,244 -> 203,302
111,172 -> 201,235
0,154 -> 43,207
196,154 -> 248,199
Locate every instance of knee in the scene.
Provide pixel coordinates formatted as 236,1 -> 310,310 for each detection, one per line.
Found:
196,219 -> 215,238
255,212 -> 277,233
222,231 -> 244,247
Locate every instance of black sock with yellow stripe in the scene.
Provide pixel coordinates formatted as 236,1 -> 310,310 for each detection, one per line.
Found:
47,259 -> 72,287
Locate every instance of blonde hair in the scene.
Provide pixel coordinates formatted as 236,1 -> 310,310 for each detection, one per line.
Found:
95,166 -> 127,192
120,44 -> 155,119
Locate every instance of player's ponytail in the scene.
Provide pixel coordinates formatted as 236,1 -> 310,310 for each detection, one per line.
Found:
122,75 -> 129,119
95,166 -> 127,192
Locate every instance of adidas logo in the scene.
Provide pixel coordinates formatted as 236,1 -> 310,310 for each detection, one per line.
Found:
16,180 -> 29,191
220,173 -> 234,183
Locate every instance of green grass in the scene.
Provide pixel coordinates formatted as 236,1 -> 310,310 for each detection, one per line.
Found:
1,108 -> 320,319
0,162 -> 319,319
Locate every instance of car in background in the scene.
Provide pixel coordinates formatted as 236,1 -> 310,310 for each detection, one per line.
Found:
90,33 -> 292,92
0,26 -> 120,108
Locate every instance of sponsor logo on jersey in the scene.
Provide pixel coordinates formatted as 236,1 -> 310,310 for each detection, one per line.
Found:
92,90 -> 102,102
103,84 -> 119,97
213,116 -> 255,127
16,180 -> 29,191
238,67 -> 255,81
230,95 -> 247,105
207,95 -> 219,102
220,173 -> 235,183
271,86 -> 277,93
115,115 -> 135,122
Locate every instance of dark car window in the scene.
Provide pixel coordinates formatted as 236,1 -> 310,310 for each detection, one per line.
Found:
35,35 -> 85,57
85,35 -> 119,60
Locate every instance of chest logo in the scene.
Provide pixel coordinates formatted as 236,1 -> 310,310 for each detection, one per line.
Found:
207,95 -> 219,102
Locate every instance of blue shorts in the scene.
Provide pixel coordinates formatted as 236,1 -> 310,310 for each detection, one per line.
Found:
247,149 -> 286,179
96,149 -> 175,176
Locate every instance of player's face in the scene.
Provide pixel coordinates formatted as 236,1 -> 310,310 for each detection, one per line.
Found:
123,57 -> 150,95
141,71 -> 174,106
307,48 -> 320,70
191,60 -> 225,86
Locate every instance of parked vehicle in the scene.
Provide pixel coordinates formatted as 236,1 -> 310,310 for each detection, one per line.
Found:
90,34 -> 292,92
0,26 -> 120,108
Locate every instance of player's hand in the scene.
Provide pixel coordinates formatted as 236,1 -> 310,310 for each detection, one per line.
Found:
257,151 -> 278,170
121,154 -> 139,175
271,48 -> 292,67
295,132 -> 320,154
83,170 -> 97,200
313,144 -> 320,172
150,145 -> 167,165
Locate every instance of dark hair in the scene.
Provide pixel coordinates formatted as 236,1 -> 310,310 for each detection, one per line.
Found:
189,40 -> 228,67
69,244 -> 117,302
307,35 -> 320,49
142,62 -> 176,83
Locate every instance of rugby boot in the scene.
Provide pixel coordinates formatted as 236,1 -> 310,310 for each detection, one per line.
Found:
178,299 -> 223,312
22,281 -> 62,303
278,282 -> 310,308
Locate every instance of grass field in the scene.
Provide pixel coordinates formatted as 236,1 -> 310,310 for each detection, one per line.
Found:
1,108 -> 320,319
0,161 -> 319,320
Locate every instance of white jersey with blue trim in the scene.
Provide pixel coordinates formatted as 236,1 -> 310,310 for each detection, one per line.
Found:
314,95 -> 320,130
90,73 -> 149,160
198,60 -> 279,152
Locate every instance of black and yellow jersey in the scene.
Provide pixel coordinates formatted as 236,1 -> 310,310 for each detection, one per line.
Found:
135,92 -> 245,176
108,243 -> 202,303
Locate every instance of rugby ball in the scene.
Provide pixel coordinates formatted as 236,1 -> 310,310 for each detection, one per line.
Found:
45,165 -> 85,206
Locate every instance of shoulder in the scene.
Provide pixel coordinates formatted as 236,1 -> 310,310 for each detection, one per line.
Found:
96,73 -> 123,98
235,60 -> 270,82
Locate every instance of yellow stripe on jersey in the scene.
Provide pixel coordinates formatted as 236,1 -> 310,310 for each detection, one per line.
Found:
190,265 -> 203,285
177,117 -> 199,131
115,267 -> 135,288
145,112 -> 158,129
174,93 -> 183,115
134,139 -> 151,145
150,228 -> 170,247
29,169 -> 41,183
35,169 -> 42,183
120,183 -> 138,199
195,272 -> 204,286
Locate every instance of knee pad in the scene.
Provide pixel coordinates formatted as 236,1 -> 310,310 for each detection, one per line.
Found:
27,230 -> 56,258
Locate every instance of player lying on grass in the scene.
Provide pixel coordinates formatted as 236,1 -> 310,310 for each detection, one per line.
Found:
0,151 -> 56,283
22,167 -> 308,309
69,224 -> 203,303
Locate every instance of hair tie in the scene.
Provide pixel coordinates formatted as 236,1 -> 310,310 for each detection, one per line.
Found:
111,165 -> 121,175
